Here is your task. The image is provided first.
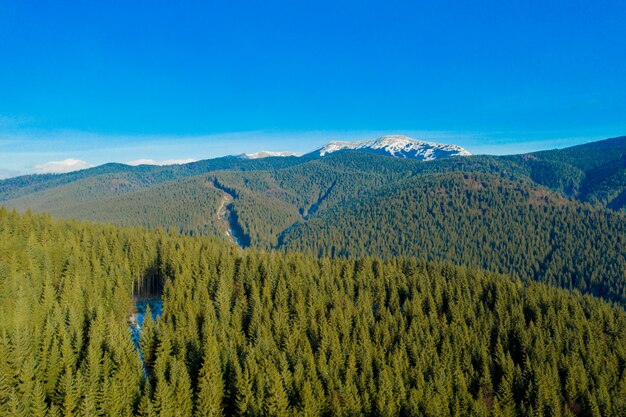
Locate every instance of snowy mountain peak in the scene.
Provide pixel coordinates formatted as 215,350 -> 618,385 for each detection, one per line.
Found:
239,151 -> 302,160
236,136 -> 471,162
316,135 -> 471,160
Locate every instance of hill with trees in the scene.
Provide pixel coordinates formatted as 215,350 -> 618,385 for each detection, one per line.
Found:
281,172 -> 626,304
1,137 -> 625,307
1,207 -> 625,416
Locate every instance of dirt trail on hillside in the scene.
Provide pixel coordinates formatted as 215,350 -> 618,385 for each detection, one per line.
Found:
211,180 -> 246,247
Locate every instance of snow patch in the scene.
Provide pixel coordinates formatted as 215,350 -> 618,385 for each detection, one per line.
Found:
231,135 -> 471,162
316,135 -> 471,160
34,158 -> 93,174
240,151 -> 302,159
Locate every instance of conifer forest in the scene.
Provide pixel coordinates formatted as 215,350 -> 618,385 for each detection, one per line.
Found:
0,137 -> 625,416
3,1 -> 626,414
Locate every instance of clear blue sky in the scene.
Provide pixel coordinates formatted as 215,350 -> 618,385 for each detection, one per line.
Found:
1,0 -> 625,177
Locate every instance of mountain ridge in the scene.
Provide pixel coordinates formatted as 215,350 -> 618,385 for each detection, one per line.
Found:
236,134 -> 471,161
239,150 -> 302,159
311,135 -> 472,160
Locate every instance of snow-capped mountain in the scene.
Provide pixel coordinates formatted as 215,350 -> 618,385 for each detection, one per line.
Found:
236,135 -> 471,161
239,151 -> 302,159
313,135 -> 471,160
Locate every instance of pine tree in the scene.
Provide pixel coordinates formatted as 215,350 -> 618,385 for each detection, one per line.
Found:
140,304 -> 157,374
196,336 -> 223,417
266,367 -> 290,417
137,382 -> 155,417
375,366 -> 398,417
299,380 -> 321,417
171,359 -> 193,417
59,369 -> 79,417
234,362 -> 255,417
0,362 -> 11,416
154,376 -> 175,417
30,380 -> 48,417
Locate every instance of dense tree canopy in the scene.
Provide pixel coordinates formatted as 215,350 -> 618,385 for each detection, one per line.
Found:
1,208 -> 625,416
282,172 -> 626,304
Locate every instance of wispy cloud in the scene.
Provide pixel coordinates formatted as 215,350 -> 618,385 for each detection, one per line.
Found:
34,158 -> 93,174
0,169 -> 21,180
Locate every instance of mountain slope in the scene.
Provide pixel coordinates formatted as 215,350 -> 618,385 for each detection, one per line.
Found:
0,154 -> 305,203
504,136 -> 626,209
279,171 -> 626,304
49,176 -> 225,236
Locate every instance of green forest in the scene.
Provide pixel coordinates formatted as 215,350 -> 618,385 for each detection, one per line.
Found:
1,0 -> 624,411
281,172 -> 626,305
1,207 -> 626,416
1,137 -> 625,416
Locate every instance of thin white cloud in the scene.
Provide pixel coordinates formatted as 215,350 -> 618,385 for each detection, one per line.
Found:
126,158 -> 197,166
34,158 -> 93,174
0,169 -> 21,180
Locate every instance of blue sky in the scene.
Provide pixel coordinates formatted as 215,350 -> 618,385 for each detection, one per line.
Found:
1,0 -> 625,177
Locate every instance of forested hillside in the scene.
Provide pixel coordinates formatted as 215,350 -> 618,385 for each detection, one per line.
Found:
210,154 -> 417,247
0,155 -> 304,203
2,136 -> 624,212
21,176 -> 225,236
1,208 -> 626,416
1,137 -> 625,306
282,172 -> 626,304
502,136 -> 626,210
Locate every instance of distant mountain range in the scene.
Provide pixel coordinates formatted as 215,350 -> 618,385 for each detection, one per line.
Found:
1,135 -> 624,305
